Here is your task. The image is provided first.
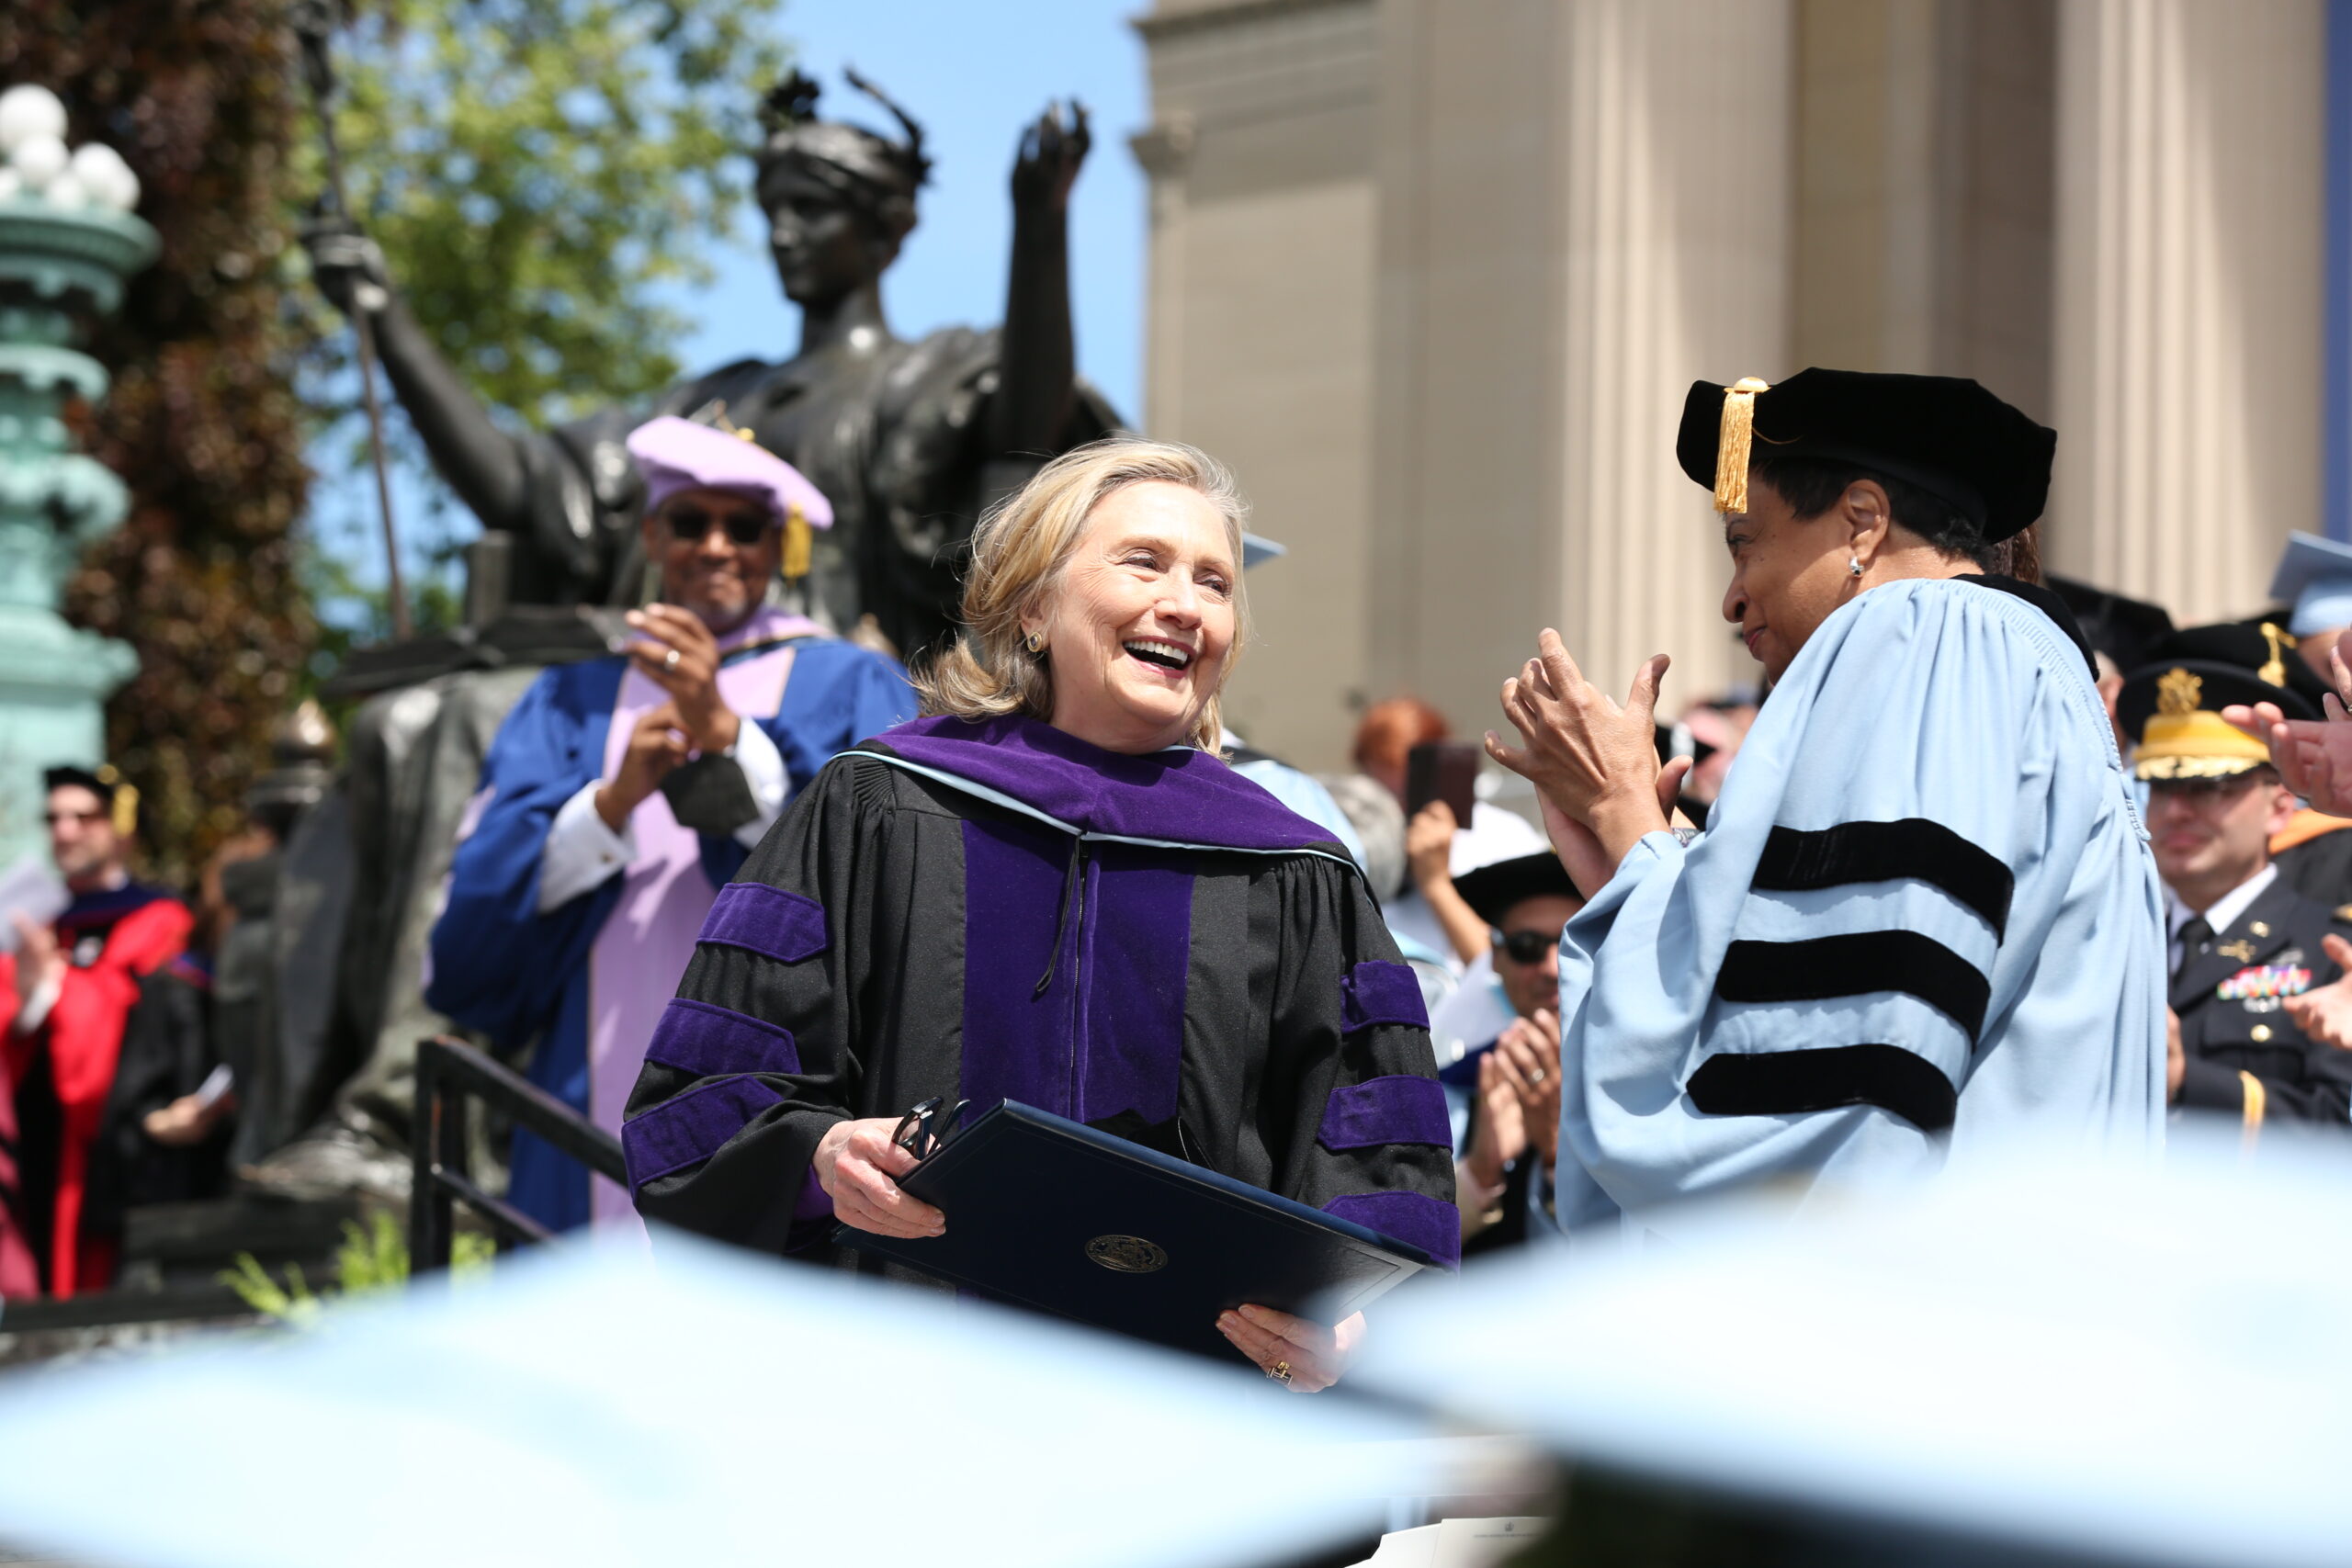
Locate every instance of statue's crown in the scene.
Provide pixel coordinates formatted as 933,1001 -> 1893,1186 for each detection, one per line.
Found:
758,67 -> 932,196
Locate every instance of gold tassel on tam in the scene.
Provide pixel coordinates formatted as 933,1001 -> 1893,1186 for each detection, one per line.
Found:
96,764 -> 137,838
781,503 -> 812,581
1713,376 -> 1772,515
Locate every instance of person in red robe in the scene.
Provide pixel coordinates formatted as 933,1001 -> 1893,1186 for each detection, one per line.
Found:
1,767 -> 191,1295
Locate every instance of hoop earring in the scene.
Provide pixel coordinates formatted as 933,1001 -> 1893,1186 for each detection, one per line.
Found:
1848,555 -> 1864,578
1024,630 -> 1045,654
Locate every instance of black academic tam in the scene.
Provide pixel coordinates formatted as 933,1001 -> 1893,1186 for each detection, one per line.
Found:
1677,368 -> 2056,541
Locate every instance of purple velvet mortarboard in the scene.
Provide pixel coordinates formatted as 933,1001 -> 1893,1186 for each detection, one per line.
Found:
624,415 -> 834,530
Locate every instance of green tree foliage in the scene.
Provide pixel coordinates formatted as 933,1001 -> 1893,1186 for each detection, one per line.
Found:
3,1 -> 320,886
301,0 -> 787,634
6,0 -> 786,880
317,0 -> 787,430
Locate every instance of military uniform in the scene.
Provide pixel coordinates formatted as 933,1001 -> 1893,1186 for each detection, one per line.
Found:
2169,873 -> 2352,1126
2121,623 -> 2352,1134
2271,813 -> 2352,908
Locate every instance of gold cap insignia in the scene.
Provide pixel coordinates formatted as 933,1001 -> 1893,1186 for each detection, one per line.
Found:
2156,667 -> 2203,716
2257,622 -> 2291,688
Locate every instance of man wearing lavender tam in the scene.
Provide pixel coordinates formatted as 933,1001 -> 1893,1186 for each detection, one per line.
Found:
428,416 -> 914,1233
625,437 -> 1453,1392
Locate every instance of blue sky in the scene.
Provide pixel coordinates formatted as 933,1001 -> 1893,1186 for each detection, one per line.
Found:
312,0 -> 1148,615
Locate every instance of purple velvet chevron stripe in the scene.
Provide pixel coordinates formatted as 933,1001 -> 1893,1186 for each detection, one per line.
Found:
1325,1190 -> 1462,1270
1340,961 -> 1429,1033
864,714 -> 1345,854
697,881 -> 828,963
641,998 -> 800,1078
959,818 -> 1194,1128
1317,1075 -> 1452,1151
622,1077 -> 784,1190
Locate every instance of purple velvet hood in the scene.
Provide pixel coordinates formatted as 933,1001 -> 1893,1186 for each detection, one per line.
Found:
854,715 -> 1353,860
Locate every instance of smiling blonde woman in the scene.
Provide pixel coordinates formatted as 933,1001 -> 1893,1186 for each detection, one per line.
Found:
621,436 -> 1458,1390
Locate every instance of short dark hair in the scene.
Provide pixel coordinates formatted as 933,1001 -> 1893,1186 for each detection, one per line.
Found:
1748,453 -> 1993,569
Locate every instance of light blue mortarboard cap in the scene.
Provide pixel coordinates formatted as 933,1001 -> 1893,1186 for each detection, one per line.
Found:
1241,533 -> 1286,570
0,1231 -> 1466,1568
1354,1130 -> 2352,1566
2267,531 -> 2352,636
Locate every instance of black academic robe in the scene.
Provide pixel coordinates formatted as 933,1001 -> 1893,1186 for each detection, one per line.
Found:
626,715 -> 1461,1289
84,957 -> 233,1243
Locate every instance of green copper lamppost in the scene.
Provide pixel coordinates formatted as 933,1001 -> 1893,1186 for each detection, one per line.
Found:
0,85 -> 156,870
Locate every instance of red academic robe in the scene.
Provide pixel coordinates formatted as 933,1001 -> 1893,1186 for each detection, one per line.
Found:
0,886 -> 191,1296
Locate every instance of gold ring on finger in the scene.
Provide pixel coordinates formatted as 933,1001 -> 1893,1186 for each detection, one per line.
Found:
1268,1360 -> 1293,1385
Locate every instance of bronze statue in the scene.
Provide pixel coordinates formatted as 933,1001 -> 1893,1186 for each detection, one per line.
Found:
304,69 -> 1119,661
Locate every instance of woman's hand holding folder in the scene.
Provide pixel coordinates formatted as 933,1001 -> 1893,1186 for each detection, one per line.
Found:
1216,1305 -> 1364,1393
813,1119 -> 946,1238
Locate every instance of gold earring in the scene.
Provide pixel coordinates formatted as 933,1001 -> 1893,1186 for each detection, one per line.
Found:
1024,630 -> 1045,654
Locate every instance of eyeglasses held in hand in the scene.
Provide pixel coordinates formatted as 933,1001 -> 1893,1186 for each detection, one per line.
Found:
892,1095 -> 971,1165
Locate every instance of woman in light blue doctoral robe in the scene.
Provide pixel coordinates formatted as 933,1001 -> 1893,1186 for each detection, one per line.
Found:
426,633 -> 912,1231
1550,578 -> 2167,1235
1515,370 -> 2168,1243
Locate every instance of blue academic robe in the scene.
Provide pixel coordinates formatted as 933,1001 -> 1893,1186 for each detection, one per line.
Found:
1552,576 -> 2167,1238
425,637 -> 914,1231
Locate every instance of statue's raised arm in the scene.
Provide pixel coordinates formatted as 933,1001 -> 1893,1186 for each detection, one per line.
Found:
992,97 -> 1091,464
300,69 -> 1122,659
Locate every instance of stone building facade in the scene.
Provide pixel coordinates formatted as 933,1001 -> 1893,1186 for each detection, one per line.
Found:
1134,0 -> 2339,769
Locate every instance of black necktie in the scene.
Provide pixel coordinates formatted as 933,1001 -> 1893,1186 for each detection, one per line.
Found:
2175,916 -> 2213,981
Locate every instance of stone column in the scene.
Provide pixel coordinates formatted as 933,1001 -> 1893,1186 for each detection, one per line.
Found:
1130,0 -> 1385,769
1548,0 -> 1794,708
1369,0 -> 1792,730
1789,0 -> 2057,414
2049,0 -> 2325,619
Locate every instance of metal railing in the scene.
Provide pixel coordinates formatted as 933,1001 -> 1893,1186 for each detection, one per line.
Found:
409,1036 -> 624,1274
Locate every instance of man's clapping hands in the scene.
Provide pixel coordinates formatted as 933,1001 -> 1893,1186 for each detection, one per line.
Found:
2224,627 -> 2352,816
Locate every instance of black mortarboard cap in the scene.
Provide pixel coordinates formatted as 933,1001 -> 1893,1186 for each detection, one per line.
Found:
1453,852 -> 1581,927
2048,576 -> 2176,674
1676,368 -> 2057,542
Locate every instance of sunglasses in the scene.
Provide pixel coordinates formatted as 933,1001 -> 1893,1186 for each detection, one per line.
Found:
2147,773 -> 2267,805
1494,929 -> 1556,965
662,501 -> 772,547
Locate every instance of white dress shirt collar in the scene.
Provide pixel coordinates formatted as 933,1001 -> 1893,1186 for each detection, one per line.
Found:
2165,862 -> 2278,942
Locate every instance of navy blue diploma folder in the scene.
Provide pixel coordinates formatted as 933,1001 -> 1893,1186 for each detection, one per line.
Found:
833,1100 -> 1437,1363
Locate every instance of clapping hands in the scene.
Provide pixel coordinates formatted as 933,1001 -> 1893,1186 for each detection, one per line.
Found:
1484,631 -> 1687,897
2223,628 -> 2352,817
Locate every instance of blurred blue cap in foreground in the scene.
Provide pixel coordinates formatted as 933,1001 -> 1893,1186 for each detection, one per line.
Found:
0,1230 -> 1451,1568
1355,1130 -> 2352,1568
